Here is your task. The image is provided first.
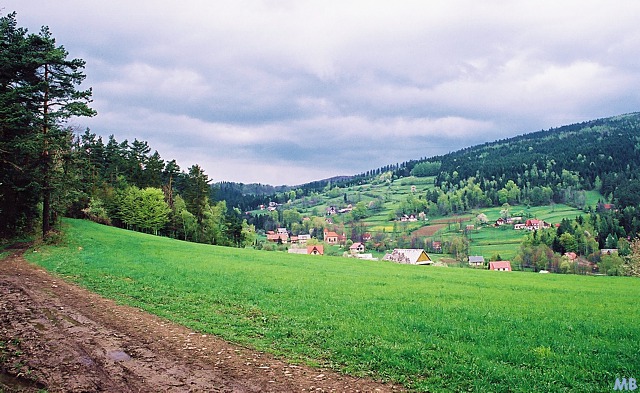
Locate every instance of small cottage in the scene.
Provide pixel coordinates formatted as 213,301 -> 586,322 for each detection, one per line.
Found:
489,261 -> 512,271
468,255 -> 485,266
349,242 -> 365,254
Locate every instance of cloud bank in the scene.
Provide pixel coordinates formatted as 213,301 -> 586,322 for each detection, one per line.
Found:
5,1 -> 640,184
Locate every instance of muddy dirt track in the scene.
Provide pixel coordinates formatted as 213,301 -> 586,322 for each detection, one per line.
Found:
0,245 -> 403,392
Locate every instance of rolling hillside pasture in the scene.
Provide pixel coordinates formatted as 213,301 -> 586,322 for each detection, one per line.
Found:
281,173 -> 600,267
28,219 -> 639,392
423,204 -> 589,261
466,227 -> 529,261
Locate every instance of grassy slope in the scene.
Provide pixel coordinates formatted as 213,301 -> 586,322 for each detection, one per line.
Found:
28,219 -> 639,392
293,176 -> 594,262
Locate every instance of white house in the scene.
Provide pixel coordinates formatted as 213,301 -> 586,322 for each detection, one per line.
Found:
383,249 -> 432,265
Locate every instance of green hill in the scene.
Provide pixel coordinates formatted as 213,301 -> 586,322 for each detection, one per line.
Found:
245,113 -> 640,262
29,219 -> 640,392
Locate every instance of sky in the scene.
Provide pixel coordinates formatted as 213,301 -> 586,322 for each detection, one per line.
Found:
3,1 -> 640,185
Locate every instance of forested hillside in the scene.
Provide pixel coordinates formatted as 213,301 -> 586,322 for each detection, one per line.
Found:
245,113 -> 640,210
428,113 -> 640,206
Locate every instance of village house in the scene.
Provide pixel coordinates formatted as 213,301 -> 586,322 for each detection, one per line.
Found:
288,245 -> 324,255
432,241 -> 442,252
524,219 -> 551,230
383,249 -> 432,265
297,234 -> 311,244
514,219 -> 550,231
468,255 -> 485,266
307,245 -> 324,255
498,217 -> 523,226
489,261 -> 512,271
324,229 -> 340,245
338,204 -> 353,214
597,202 -> 615,213
349,242 -> 365,254
266,230 -> 289,244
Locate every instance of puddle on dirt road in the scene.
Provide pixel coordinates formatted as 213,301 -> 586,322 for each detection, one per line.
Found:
107,350 -> 131,362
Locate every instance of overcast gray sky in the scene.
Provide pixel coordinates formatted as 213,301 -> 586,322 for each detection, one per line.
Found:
4,1 -> 640,185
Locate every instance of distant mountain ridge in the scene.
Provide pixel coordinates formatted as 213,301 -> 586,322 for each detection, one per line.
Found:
219,112 -> 640,199
424,112 -> 640,197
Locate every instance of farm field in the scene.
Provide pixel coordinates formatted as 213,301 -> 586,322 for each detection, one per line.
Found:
425,203 -> 590,261
465,227 -> 529,261
27,218 -> 640,392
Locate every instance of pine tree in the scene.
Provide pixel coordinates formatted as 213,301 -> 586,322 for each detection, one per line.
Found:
183,165 -> 211,242
1,16 -> 96,237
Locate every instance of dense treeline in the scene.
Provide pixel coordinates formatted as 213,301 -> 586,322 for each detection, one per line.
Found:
214,182 -> 290,211
0,13 -> 253,247
432,115 -> 640,194
65,129 -> 255,246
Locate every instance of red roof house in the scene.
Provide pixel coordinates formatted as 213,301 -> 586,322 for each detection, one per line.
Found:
307,245 -> 324,255
324,230 -> 340,245
349,242 -> 365,254
489,261 -> 512,271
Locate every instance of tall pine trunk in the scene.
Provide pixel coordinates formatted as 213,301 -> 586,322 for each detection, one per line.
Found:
42,64 -> 51,238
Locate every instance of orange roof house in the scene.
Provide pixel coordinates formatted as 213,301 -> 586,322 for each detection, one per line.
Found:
489,261 -> 512,271
324,230 -> 340,245
307,245 -> 324,255
266,233 -> 288,243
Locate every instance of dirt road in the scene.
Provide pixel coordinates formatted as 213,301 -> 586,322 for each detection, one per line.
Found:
0,244 -> 402,392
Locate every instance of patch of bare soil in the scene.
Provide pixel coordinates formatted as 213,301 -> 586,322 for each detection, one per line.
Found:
411,224 -> 446,238
0,245 -> 403,392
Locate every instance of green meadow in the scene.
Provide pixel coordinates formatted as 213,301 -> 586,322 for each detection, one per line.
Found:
28,219 -> 639,392
426,203 -> 588,262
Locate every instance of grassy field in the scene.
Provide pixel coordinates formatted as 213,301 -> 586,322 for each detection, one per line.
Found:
466,227 -> 528,260
423,203 -> 589,261
27,219 -> 639,392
